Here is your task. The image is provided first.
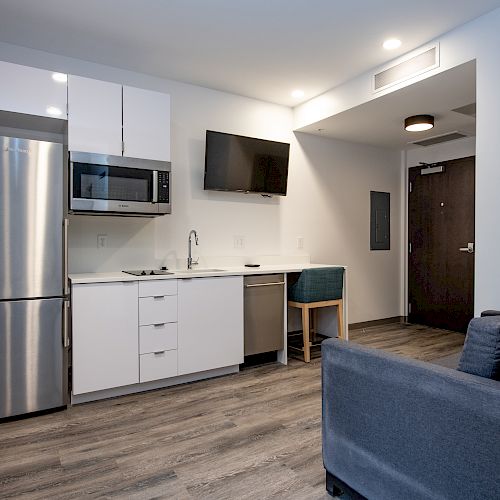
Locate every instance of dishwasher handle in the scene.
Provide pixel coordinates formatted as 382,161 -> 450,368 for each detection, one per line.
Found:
245,281 -> 285,288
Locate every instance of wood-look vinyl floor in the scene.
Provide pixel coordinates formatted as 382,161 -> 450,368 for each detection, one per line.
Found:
0,323 -> 464,500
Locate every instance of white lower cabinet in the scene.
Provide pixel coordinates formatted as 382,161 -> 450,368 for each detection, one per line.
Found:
138,280 -> 178,383
139,323 -> 177,354
139,295 -> 177,326
72,276 -> 244,398
140,351 -> 178,383
72,281 -> 139,395
178,276 -> 244,375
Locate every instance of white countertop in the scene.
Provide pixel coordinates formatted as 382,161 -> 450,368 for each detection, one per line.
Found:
70,263 -> 346,284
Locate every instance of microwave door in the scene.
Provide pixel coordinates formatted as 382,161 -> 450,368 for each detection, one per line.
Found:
71,162 -> 158,215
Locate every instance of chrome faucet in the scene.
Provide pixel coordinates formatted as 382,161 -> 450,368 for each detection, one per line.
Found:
187,229 -> 199,269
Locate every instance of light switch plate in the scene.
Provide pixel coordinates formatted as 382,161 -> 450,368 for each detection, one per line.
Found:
97,234 -> 108,248
233,235 -> 245,249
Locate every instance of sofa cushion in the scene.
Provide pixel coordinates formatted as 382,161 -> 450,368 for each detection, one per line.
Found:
458,316 -> 500,380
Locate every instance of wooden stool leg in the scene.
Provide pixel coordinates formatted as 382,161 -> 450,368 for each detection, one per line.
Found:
302,305 -> 311,362
337,300 -> 344,340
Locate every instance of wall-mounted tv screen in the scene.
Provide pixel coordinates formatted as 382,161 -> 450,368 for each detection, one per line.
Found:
204,130 -> 290,196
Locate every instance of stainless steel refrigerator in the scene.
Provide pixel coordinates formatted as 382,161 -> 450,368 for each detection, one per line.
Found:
0,136 -> 69,419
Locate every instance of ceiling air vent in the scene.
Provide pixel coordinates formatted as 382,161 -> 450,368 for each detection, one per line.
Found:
411,131 -> 467,147
374,44 -> 439,93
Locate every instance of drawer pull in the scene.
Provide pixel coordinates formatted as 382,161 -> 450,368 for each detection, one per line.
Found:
153,295 -> 165,300
154,350 -> 166,356
153,323 -> 166,328
245,281 -> 285,288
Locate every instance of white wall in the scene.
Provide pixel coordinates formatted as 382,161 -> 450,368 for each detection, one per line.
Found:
0,42 -> 403,324
282,133 -> 402,323
0,42 -> 292,273
295,7 -> 500,315
406,136 -> 475,166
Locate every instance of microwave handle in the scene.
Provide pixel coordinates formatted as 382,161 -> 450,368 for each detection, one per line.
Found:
152,171 -> 158,203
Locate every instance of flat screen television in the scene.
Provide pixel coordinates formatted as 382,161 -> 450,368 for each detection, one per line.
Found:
204,130 -> 290,196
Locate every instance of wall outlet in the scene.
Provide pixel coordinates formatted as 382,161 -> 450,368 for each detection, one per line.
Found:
97,234 -> 108,249
233,235 -> 245,249
297,237 -> 304,249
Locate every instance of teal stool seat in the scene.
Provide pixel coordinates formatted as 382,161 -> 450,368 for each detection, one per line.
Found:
288,267 -> 345,362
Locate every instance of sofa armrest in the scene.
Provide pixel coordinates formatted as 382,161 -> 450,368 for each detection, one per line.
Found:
322,339 -> 500,500
481,310 -> 500,317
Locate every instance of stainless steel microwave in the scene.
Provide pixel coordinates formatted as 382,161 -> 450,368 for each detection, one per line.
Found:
69,151 -> 171,216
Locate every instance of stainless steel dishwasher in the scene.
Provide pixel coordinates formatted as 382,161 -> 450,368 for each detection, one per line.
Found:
244,274 -> 285,356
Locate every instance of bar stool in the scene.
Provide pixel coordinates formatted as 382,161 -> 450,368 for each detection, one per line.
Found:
288,267 -> 344,362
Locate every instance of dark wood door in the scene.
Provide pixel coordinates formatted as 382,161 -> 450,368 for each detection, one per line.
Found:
408,156 -> 475,333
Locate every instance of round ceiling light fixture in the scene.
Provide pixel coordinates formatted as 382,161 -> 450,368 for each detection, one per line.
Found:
291,89 -> 305,99
383,38 -> 402,50
404,114 -> 434,132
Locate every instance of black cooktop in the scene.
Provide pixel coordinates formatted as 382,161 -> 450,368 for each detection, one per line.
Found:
123,269 -> 174,276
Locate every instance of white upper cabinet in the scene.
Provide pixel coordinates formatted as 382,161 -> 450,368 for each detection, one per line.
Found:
0,61 -> 67,119
178,276 -> 244,375
123,86 -> 171,162
67,75 -> 122,156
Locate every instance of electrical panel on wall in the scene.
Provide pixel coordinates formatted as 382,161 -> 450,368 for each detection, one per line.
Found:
370,191 -> 390,251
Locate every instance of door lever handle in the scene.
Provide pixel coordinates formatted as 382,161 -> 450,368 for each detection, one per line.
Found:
459,243 -> 474,254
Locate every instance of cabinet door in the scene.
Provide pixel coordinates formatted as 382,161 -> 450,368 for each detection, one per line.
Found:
72,281 -> 139,394
123,86 -> 170,161
0,61 -> 67,119
178,276 -> 244,375
68,75 -> 122,155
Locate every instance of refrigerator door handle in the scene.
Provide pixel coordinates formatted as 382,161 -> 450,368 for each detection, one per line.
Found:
63,300 -> 70,348
63,218 -> 69,295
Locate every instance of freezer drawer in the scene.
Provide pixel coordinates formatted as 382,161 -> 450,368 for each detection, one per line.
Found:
244,274 -> 285,356
0,298 -> 66,418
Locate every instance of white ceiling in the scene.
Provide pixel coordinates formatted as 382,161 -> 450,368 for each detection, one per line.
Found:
298,61 -> 476,149
0,0 -> 498,106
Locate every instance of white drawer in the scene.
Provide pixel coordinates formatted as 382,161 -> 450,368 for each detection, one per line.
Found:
139,295 -> 177,326
140,322 -> 177,354
139,279 -> 177,298
140,350 -> 177,383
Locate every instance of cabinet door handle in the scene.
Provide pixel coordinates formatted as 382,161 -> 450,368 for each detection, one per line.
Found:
152,170 -> 158,203
63,300 -> 70,348
153,295 -> 165,300
154,351 -> 166,356
244,282 -> 285,288
63,218 -> 69,295
153,323 -> 166,328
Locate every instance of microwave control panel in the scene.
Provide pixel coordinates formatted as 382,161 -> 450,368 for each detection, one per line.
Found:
158,171 -> 170,203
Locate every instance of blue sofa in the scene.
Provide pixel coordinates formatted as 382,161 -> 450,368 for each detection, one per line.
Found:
322,318 -> 500,500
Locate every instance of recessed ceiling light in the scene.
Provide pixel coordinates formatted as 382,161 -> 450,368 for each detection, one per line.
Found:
405,115 -> 434,132
383,38 -> 402,50
46,106 -> 63,116
291,89 -> 305,99
52,72 -> 67,83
